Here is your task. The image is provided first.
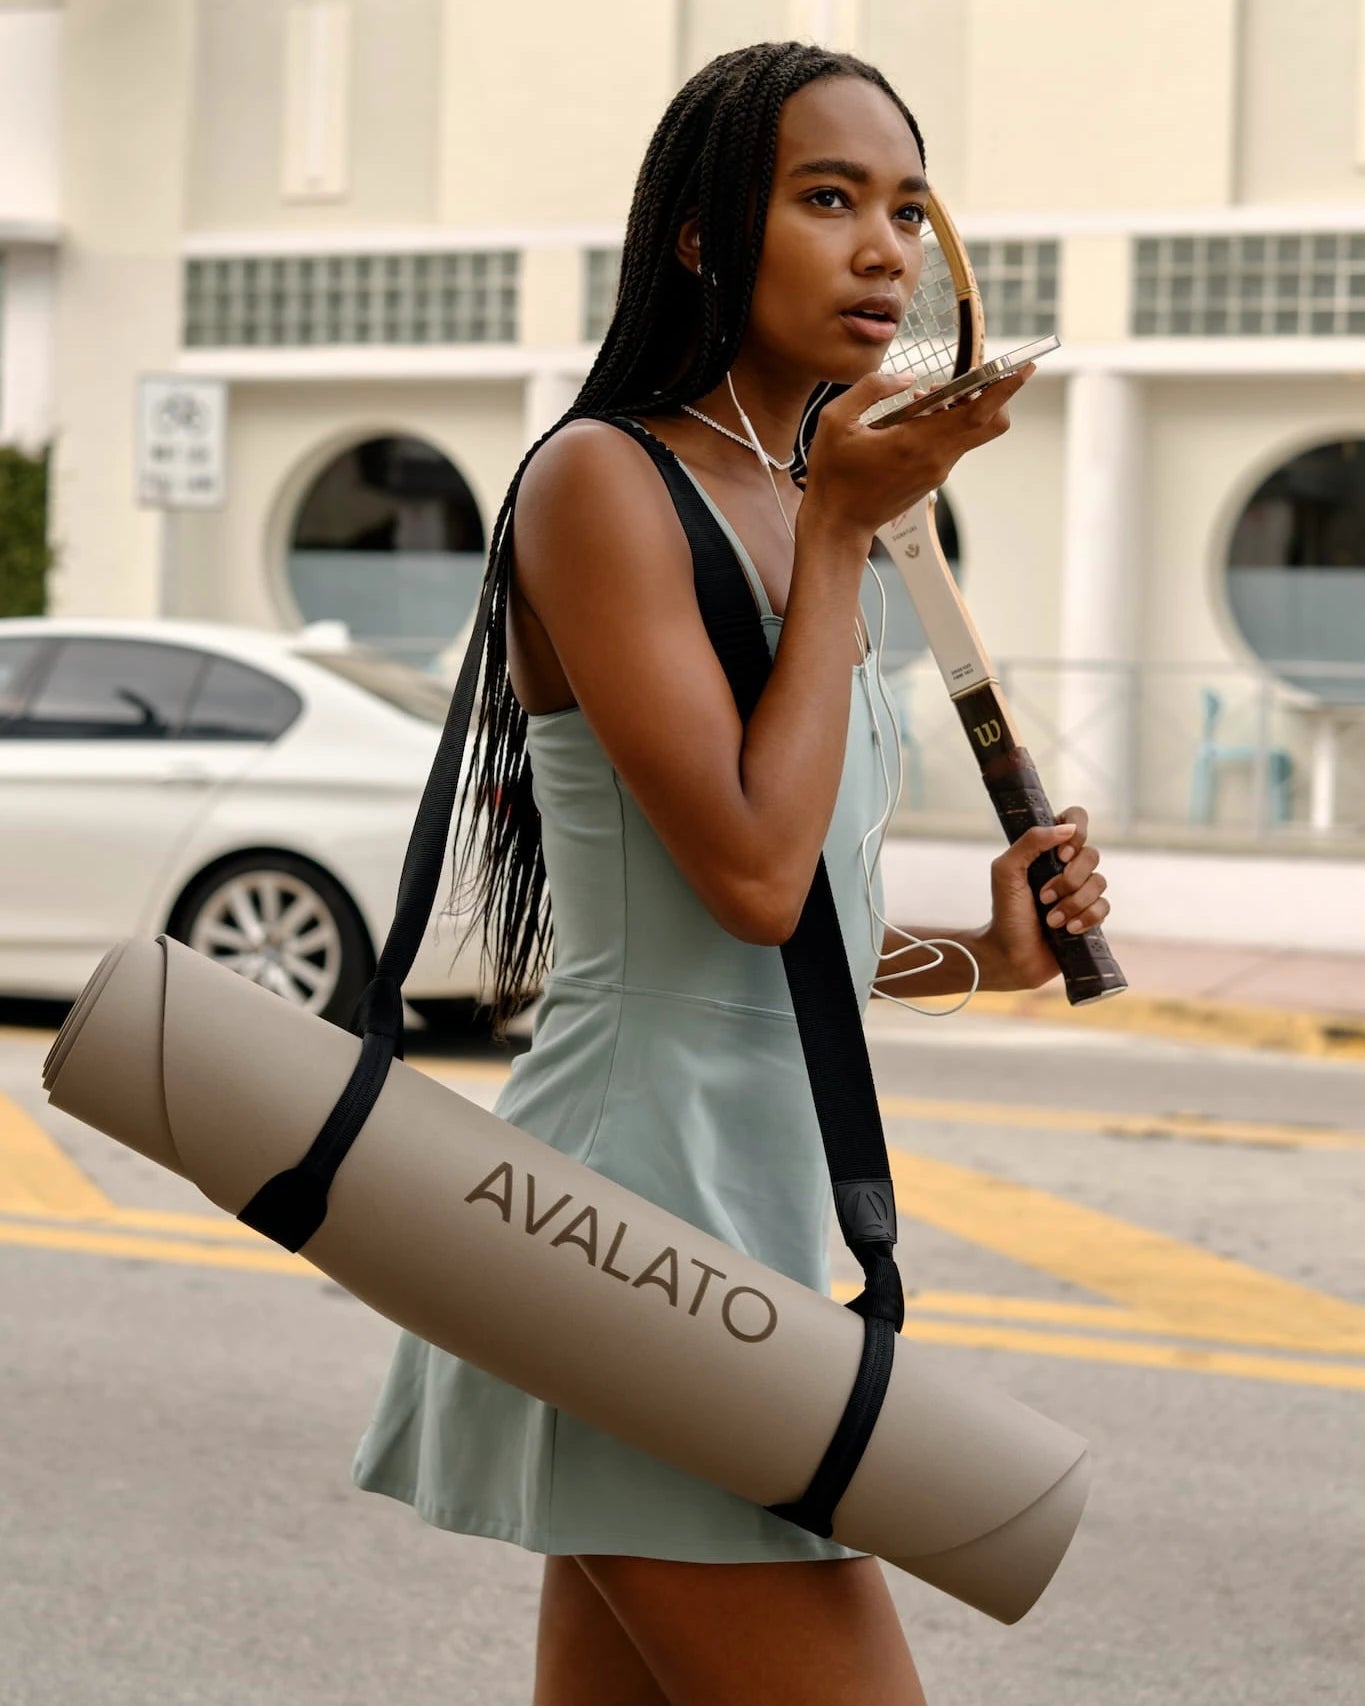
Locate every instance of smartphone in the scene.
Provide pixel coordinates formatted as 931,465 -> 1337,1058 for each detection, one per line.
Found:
861,333 -> 1061,427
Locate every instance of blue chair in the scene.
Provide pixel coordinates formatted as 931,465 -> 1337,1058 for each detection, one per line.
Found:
1188,688 -> 1293,825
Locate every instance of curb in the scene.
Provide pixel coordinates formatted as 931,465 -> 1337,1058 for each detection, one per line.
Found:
960,988 -> 1365,1062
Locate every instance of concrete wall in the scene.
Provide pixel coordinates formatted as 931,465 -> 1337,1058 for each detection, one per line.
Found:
0,2 -> 61,225
163,377 -> 524,628
0,245 -> 57,449
964,0 -> 1239,212
436,0 -> 677,228
1236,0 -> 1365,203
47,0 -> 196,617
186,0 -> 444,231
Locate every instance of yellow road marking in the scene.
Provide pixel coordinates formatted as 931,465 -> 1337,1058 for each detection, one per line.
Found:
0,1200 -> 262,1242
895,1315 -> 1365,1391
0,1218 -> 310,1276
417,1063 -> 1365,1153
880,1093 -> 1365,1152
0,1094 -> 114,1216
2,1214 -> 1360,1389
8,1071 -> 1365,1373
890,1149 -> 1365,1357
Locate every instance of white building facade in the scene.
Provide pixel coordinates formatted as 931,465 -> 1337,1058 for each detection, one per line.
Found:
4,0 -> 1365,945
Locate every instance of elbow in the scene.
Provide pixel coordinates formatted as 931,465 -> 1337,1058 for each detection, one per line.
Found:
711,870 -> 806,948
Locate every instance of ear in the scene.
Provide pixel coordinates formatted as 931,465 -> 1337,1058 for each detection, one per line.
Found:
675,209 -> 703,277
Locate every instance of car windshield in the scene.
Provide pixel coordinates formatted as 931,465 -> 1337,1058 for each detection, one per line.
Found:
298,649 -> 452,725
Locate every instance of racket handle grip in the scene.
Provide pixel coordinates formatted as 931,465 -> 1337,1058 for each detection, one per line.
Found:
982,747 -> 1128,1007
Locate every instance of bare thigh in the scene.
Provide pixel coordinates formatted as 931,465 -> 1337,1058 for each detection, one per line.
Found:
576,1553 -> 929,1706
534,1556 -> 670,1706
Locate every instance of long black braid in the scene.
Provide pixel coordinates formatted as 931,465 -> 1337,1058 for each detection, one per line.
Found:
449,41 -> 926,1037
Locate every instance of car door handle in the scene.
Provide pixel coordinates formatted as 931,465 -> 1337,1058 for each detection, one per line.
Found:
158,763 -> 213,786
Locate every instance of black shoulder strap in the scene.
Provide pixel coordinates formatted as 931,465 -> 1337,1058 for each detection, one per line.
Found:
605,417 -> 904,1535
236,413 -> 903,1541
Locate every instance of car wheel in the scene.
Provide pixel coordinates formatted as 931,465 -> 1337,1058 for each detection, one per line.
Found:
169,853 -> 372,1027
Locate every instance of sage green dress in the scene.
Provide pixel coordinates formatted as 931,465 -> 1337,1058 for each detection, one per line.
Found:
352,465 -> 898,1562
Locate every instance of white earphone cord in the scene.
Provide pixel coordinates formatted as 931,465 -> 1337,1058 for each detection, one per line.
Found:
723,373 -> 979,1018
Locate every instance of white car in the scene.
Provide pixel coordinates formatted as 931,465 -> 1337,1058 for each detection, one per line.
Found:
0,616 -> 496,1033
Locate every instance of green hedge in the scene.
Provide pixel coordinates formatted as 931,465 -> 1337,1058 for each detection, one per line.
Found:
0,443 -> 53,617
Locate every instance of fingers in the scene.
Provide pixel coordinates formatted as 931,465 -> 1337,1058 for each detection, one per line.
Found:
1005,823 -> 1076,868
1038,835 -> 1109,933
1054,804 -> 1090,845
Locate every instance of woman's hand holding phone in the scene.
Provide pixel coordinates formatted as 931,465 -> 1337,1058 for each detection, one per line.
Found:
798,361 -> 1035,549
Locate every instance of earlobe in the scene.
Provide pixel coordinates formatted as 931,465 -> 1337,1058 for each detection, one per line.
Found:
676,210 -> 703,277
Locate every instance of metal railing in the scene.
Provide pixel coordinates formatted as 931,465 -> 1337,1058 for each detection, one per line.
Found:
882,657 -> 1365,849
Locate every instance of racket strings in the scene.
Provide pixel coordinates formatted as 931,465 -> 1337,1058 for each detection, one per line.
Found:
883,222 -> 964,389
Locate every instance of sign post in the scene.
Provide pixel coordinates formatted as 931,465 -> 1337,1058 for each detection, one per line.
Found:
135,375 -> 228,617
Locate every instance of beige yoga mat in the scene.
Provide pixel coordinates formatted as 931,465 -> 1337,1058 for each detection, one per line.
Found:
44,934 -> 1090,1623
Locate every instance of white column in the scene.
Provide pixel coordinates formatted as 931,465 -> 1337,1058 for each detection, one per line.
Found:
522,369 -> 581,451
0,245 -> 56,450
1056,368 -> 1142,826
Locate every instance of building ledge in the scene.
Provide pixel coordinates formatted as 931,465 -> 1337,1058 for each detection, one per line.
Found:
0,218 -> 61,246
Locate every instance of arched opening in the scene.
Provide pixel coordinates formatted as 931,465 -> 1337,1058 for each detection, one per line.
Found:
1225,439 -> 1365,703
287,435 -> 486,670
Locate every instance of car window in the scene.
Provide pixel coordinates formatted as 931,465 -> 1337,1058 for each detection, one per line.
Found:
0,637 -> 45,724
10,639 -> 204,740
298,649 -> 451,725
180,657 -> 301,742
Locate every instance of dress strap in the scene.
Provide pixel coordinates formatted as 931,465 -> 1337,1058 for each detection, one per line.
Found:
616,417 -> 777,621
670,460 -> 778,621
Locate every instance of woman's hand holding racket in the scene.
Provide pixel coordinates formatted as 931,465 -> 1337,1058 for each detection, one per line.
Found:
979,808 -> 1112,991
798,364 -> 1035,545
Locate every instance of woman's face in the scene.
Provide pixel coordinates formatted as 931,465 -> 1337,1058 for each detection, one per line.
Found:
742,76 -> 927,387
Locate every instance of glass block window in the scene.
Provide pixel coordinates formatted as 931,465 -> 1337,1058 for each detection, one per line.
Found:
1133,233 -> 1365,336
965,239 -> 1059,338
182,250 -> 519,347
583,247 -> 621,341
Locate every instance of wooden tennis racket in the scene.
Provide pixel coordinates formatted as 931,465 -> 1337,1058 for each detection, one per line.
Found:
858,192 -> 1125,1006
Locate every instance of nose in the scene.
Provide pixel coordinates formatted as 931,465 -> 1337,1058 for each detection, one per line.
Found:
854,213 -> 909,279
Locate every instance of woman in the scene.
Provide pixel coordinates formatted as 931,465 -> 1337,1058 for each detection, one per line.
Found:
354,41 -> 1109,1706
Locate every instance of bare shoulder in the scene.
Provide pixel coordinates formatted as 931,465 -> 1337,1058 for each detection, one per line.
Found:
514,418 -> 690,603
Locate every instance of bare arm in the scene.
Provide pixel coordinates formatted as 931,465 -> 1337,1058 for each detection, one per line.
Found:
514,372 -> 1030,946
514,420 -> 868,944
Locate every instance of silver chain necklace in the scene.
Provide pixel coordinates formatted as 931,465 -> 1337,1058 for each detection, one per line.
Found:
680,404 -> 796,472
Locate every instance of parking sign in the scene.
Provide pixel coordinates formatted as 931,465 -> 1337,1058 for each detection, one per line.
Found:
136,376 -> 227,509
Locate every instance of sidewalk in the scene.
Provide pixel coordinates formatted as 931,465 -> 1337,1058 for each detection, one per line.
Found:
963,937 -> 1365,1061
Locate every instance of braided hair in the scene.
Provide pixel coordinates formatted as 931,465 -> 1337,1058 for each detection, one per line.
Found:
450,40 -> 926,1036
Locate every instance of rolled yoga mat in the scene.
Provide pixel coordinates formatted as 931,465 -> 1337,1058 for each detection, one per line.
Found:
44,934 -> 1090,1624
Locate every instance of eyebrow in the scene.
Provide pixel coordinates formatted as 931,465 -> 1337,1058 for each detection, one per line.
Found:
788,157 -> 929,196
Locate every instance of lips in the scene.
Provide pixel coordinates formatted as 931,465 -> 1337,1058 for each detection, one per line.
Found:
838,293 -> 905,344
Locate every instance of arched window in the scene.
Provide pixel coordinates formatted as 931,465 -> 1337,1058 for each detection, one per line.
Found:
287,436 -> 486,670
1226,440 -> 1365,703
863,491 -> 962,670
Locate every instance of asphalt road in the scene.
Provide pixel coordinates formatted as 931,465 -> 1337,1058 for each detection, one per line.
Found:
1,999 -> 1362,1706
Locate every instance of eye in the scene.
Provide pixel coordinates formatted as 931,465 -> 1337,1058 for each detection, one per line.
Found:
897,203 -> 927,228
804,186 -> 852,210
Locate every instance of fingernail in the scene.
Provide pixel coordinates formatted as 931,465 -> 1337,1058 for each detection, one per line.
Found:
1046,909 -> 1064,928
1040,888 -> 1056,905
1067,919 -> 1085,933
1058,846 -> 1074,862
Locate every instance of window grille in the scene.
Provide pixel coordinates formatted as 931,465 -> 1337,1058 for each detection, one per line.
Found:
1133,233 -> 1365,336
583,248 -> 621,342
965,239 -> 1059,339
183,250 -> 519,346
582,241 -> 1060,345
